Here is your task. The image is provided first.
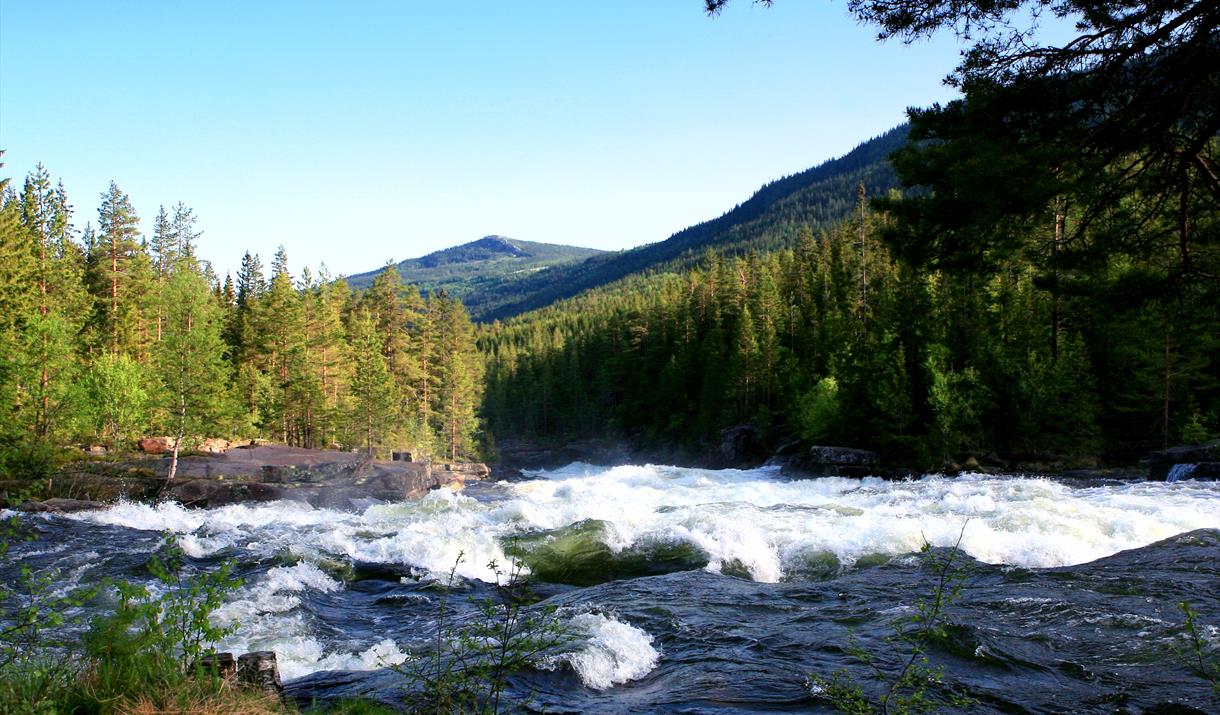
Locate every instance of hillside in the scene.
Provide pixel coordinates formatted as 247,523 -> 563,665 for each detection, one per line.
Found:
345,236 -> 604,312
476,125 -> 908,321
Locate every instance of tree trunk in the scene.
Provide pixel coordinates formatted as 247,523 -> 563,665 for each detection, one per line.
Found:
111,238 -> 119,356
1163,328 -> 1172,450
1051,196 -> 1065,362
168,391 -> 186,481
449,390 -> 458,461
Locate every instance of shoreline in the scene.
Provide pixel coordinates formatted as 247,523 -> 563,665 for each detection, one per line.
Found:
5,436 -> 1219,515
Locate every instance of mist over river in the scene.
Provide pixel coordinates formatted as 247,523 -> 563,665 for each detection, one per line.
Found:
6,463 -> 1220,712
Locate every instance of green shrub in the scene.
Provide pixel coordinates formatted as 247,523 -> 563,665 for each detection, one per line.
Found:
1,528 -> 253,715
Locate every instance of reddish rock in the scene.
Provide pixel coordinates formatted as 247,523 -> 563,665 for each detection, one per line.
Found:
137,437 -> 172,454
198,438 -> 231,453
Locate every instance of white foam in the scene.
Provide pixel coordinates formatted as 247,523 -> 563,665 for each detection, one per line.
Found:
64,469 -> 1220,586
560,613 -> 659,690
213,561 -> 341,625
58,464 -> 1220,684
220,625 -> 407,681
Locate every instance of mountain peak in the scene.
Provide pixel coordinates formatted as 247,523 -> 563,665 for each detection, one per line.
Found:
344,237 -> 605,297
417,236 -> 530,268
466,235 -> 529,257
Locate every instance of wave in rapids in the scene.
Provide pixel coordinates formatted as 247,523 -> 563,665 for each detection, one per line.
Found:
56,463 -> 1220,688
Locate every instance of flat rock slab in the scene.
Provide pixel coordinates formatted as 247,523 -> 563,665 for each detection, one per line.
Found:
158,445 -> 488,510
17,497 -> 108,513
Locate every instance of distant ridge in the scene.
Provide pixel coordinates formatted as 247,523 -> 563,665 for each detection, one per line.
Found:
347,125 -> 908,321
345,236 -> 605,311
477,124 -> 909,321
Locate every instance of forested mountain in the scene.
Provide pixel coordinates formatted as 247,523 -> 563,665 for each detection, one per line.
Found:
345,236 -> 604,318
0,163 -> 486,474
477,125 -> 908,321
481,106 -> 1219,468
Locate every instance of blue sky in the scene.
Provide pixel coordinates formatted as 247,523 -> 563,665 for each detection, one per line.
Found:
1,1 -> 970,278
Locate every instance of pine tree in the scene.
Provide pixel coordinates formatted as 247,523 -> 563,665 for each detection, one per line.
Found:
305,268 -> 352,448
361,264 -> 427,448
431,291 -> 483,460
90,182 -> 143,357
348,308 -> 395,455
259,246 -> 308,444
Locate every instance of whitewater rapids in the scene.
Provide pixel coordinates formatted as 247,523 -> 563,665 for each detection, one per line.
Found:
55,464 -> 1220,689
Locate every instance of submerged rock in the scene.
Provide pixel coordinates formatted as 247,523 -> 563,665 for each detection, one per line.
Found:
503,519 -> 709,586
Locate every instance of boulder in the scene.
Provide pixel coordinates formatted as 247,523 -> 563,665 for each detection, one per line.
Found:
137,437 -> 173,454
441,462 -> 491,478
260,465 -> 298,483
197,438 -> 231,454
719,425 -> 766,467
86,444 -> 108,454
18,498 -> 106,513
164,479 -> 285,508
195,652 -> 237,681
782,445 -> 880,478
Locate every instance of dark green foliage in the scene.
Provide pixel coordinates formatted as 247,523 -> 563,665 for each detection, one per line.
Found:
482,189 -> 1218,467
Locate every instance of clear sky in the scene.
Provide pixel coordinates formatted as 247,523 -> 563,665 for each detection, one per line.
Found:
1,1 -> 969,279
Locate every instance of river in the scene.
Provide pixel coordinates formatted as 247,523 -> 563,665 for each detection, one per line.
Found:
5,463 -> 1219,712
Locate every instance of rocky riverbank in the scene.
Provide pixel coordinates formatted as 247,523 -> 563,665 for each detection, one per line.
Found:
3,444 -> 490,513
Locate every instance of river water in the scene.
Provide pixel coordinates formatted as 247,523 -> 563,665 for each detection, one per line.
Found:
5,463 -> 1220,712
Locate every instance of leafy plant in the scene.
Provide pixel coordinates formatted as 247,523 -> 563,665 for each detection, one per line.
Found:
811,525 -> 975,714
0,510 -> 99,714
399,552 -> 569,714
80,533 -> 243,701
1176,601 -> 1220,697
1,526 -> 248,714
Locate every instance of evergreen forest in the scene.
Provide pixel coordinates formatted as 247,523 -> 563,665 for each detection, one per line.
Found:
482,0 -> 1220,469
0,166 -> 486,474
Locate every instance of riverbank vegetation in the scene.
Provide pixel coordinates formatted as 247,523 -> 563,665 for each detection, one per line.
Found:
0,522 -> 279,715
0,169 -> 485,472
